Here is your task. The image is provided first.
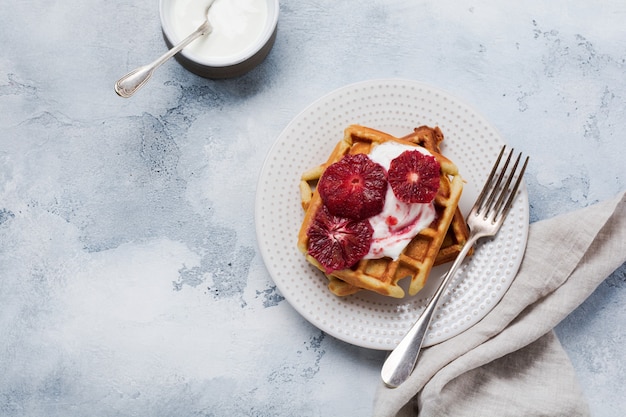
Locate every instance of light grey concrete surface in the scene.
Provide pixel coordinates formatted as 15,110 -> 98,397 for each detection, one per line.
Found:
1,1 -> 624,416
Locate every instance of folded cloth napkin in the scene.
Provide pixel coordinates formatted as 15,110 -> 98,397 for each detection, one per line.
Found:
373,190 -> 626,417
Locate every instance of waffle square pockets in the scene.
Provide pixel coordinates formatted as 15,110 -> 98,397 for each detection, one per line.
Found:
298,125 -> 470,298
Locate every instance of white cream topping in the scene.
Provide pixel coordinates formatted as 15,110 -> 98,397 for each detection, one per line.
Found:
363,142 -> 436,260
170,0 -> 268,61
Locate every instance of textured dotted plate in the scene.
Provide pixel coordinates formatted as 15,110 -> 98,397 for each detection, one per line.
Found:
255,79 -> 529,350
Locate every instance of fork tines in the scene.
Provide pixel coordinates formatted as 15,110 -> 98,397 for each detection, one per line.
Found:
474,146 -> 529,222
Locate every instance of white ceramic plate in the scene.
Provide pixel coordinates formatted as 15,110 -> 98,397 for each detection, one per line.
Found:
255,79 -> 529,350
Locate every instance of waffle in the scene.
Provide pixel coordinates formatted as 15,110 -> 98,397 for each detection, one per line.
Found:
298,125 -> 470,298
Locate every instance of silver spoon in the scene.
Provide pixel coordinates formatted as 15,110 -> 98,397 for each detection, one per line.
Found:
115,1 -> 215,98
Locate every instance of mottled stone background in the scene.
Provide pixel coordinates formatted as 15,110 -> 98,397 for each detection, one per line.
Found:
1,0 -> 624,416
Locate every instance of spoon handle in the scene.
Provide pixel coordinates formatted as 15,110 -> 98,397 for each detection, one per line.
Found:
114,20 -> 212,98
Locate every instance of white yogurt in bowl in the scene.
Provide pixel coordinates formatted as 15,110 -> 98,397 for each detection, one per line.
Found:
160,0 -> 279,78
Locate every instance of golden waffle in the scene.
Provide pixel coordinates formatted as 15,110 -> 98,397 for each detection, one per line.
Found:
298,125 -> 470,298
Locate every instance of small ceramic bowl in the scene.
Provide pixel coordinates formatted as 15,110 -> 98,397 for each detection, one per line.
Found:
159,0 -> 279,79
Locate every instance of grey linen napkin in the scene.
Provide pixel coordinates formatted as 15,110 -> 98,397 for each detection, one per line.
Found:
373,190 -> 626,417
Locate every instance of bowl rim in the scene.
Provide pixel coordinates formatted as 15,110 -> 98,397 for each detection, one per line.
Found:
159,0 -> 279,68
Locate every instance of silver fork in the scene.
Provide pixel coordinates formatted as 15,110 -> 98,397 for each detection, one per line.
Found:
381,146 -> 529,388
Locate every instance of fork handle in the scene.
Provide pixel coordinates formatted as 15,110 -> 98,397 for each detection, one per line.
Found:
381,234 -> 479,388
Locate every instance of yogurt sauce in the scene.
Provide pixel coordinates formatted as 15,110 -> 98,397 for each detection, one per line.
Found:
170,0 -> 268,61
363,142 -> 437,260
